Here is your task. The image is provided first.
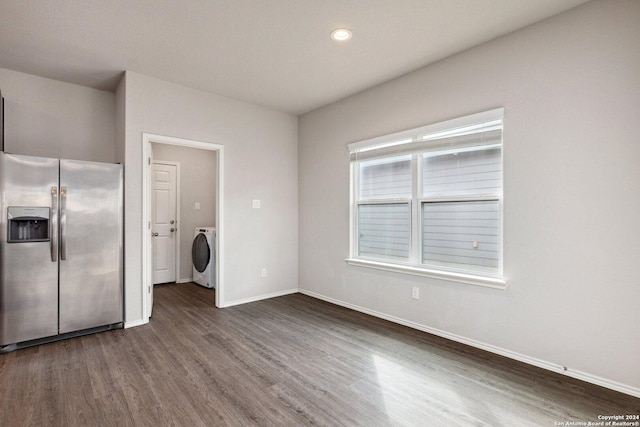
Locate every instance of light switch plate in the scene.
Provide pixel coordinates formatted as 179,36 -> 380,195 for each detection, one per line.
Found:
252,200 -> 261,209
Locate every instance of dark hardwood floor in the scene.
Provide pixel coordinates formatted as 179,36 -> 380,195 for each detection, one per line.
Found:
0,282 -> 638,426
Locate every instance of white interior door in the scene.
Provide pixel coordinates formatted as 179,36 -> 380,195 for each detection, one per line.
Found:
152,162 -> 177,285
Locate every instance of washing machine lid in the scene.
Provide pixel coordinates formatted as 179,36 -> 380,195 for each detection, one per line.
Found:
192,233 -> 210,273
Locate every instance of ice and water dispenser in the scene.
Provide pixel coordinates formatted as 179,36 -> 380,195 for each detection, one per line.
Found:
7,207 -> 50,242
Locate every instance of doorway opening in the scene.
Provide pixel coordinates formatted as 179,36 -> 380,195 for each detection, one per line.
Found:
142,133 -> 224,321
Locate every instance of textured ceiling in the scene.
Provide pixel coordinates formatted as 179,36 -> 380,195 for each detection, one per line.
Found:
0,0 -> 590,114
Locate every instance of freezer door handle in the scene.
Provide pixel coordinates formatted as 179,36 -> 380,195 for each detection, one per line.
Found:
60,186 -> 67,261
51,186 -> 58,262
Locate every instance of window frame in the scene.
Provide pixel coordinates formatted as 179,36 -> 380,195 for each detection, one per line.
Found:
347,109 -> 507,289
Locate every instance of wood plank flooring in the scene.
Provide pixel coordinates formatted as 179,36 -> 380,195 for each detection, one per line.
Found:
1,282 -> 638,426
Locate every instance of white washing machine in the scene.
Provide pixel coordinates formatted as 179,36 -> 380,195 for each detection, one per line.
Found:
192,227 -> 216,289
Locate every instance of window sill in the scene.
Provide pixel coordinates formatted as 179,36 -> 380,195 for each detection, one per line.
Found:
345,258 -> 507,289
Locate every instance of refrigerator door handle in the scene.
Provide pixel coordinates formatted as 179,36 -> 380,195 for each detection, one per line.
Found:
51,186 -> 58,262
60,186 -> 67,261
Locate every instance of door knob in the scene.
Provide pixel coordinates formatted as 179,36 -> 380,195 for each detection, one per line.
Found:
170,228 -> 175,232
152,232 -> 159,237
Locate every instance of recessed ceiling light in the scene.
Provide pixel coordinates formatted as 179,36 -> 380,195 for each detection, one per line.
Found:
331,28 -> 352,41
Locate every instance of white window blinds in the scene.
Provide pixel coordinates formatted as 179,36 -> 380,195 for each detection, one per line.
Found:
349,108 -> 503,162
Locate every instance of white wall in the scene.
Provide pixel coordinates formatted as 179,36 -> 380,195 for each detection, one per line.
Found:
0,68 -> 115,162
123,72 -> 298,323
298,0 -> 640,396
115,73 -> 126,164
152,143 -> 217,281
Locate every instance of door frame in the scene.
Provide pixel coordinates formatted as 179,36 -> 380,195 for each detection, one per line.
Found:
151,160 -> 180,285
142,133 -> 224,320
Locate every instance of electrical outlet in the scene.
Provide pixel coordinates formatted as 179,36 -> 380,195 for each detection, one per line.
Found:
194,202 -> 201,210
261,268 -> 267,277
411,287 -> 419,300
252,200 -> 261,209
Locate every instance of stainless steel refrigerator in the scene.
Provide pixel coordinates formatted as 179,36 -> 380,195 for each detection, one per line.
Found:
0,153 -> 123,351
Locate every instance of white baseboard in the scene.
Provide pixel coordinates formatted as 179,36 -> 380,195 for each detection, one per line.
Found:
176,277 -> 192,284
222,288 -> 299,308
124,318 -> 148,329
298,289 -> 640,399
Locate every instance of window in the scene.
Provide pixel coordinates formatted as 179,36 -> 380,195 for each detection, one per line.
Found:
348,108 -> 505,287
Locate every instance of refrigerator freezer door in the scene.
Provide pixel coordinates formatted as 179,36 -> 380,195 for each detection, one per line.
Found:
58,159 -> 123,334
0,153 -> 59,345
